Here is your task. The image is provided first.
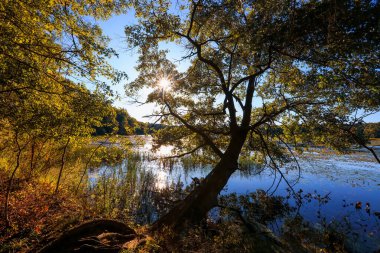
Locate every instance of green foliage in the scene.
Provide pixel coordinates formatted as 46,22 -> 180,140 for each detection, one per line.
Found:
125,0 -> 380,164
364,123 -> 380,139
0,0 -> 132,239
0,135 -> 135,252
0,0 -> 130,145
94,108 -> 154,136
92,106 -> 167,137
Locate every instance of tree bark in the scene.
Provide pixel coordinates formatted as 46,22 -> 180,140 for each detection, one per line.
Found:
3,133 -> 22,228
38,219 -> 136,253
151,131 -> 247,231
28,139 -> 35,180
55,137 -> 70,194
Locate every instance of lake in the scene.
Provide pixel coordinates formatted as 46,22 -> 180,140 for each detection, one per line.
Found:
89,136 -> 380,253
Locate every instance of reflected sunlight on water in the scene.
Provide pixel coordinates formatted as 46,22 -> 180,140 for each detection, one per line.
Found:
90,136 -> 380,252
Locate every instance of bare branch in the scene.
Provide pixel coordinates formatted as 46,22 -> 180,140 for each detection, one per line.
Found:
250,100 -> 324,131
232,94 -> 244,111
174,26 -> 238,129
159,143 -> 206,159
231,47 -> 273,93
275,132 -> 302,185
165,101 -> 223,158
186,0 -> 197,37
256,130 -> 300,201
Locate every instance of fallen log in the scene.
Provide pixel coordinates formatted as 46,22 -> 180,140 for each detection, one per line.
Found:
38,219 -> 136,253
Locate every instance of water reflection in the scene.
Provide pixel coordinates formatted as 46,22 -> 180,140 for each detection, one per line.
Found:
87,138 -> 380,252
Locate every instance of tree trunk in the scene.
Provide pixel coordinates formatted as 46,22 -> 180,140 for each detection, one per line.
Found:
28,140 -> 35,180
4,133 -> 22,228
55,137 -> 70,194
151,132 -> 247,231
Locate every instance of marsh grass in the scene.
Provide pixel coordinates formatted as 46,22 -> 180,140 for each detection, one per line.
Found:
0,136 -> 135,252
1,136 -> 379,252
370,138 -> 380,146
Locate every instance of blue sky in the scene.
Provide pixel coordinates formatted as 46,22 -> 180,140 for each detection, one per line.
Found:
97,12 -> 190,123
96,12 -> 380,123
97,13 -> 152,122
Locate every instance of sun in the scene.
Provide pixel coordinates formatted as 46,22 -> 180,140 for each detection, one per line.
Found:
158,77 -> 171,90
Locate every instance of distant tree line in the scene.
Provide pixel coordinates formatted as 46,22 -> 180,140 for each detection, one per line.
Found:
259,122 -> 380,142
364,123 -> 380,139
94,108 -> 164,136
95,108 -> 380,140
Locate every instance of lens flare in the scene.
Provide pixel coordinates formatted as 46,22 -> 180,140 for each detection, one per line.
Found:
158,77 -> 171,90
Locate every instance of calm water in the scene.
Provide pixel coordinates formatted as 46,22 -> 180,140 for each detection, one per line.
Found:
89,136 -> 380,252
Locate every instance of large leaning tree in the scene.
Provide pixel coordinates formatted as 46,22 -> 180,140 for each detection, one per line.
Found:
125,0 -> 380,230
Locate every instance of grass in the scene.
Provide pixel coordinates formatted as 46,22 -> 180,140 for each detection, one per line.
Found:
1,135 -> 378,252
0,136 -> 138,252
370,138 -> 380,146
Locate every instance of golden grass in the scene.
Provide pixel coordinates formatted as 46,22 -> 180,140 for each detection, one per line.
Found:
370,138 -> 380,146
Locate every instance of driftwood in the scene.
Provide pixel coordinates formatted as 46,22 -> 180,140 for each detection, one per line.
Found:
37,219 -> 137,253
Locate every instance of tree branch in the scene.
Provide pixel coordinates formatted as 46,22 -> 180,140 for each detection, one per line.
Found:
230,47 -> 273,94
159,143 -> 206,159
256,130 -> 300,201
165,101 -> 223,158
250,100 -> 323,131
241,77 -> 256,129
